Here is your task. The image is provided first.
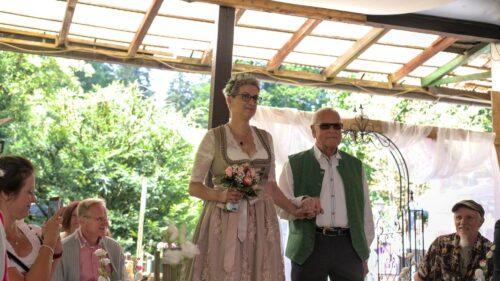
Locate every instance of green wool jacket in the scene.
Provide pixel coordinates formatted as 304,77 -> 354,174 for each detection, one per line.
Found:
286,147 -> 369,265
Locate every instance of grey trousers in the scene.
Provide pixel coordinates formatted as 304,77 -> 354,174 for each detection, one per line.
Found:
291,232 -> 364,281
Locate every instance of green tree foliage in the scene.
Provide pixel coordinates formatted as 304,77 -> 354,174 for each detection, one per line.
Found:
0,52 -> 200,253
73,61 -> 153,96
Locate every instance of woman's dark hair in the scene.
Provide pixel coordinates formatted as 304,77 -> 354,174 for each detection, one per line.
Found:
62,200 -> 80,232
0,156 -> 35,196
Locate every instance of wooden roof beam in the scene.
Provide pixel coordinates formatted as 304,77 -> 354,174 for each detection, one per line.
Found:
323,27 -> 388,79
57,0 -> 78,47
128,0 -> 164,57
390,37 -> 456,84
200,8 -> 245,65
429,71 -> 491,87
421,42 -> 490,86
267,18 -> 321,71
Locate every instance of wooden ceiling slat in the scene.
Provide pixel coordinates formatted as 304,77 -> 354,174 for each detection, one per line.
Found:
323,27 -> 388,78
128,0 -> 164,57
57,0 -> 78,47
421,42 -> 490,86
267,18 -> 321,71
390,36 -> 456,83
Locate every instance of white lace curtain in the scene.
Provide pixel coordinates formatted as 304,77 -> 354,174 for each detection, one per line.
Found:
251,106 -> 500,241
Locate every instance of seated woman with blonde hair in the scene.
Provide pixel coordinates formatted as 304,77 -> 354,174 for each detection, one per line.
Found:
0,156 -> 64,281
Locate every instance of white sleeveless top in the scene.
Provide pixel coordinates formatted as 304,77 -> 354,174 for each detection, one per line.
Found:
6,221 -> 42,273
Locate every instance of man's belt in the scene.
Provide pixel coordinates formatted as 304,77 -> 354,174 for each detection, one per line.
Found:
315,227 -> 350,236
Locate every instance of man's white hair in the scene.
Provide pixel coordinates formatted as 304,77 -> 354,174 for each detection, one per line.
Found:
77,198 -> 106,218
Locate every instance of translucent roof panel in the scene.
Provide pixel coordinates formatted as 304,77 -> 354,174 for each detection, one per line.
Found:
0,0 -> 65,21
238,10 -> 307,32
294,37 -> 353,57
284,52 -> 336,67
234,27 -> 291,49
0,13 -> 61,33
452,66 -> 488,76
233,46 -> 277,61
468,52 -> 491,68
68,34 -> 130,49
143,35 -> 210,52
312,21 -> 372,40
70,24 -> 134,43
408,66 -> 438,77
347,60 -> 402,74
81,0 -> 149,12
359,44 -> 421,64
149,17 -> 215,42
423,52 -> 457,67
73,3 -> 143,32
378,30 -> 439,48
158,0 -> 218,21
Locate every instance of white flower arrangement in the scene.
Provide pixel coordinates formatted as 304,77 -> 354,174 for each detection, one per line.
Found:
94,248 -> 112,281
159,223 -> 200,265
0,168 -> 5,177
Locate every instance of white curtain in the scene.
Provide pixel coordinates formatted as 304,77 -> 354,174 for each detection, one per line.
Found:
250,106 -> 500,280
274,0 -> 455,15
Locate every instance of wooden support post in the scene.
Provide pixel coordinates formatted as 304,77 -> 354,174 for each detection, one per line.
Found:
208,6 -> 235,129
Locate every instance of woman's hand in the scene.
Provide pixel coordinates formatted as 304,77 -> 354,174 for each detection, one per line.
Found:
42,207 -> 65,248
219,188 -> 244,203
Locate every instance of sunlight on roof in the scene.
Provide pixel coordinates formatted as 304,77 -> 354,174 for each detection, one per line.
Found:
294,37 -> 354,56
150,17 -> 215,42
379,30 -> 439,48
284,52 -> 336,67
312,21 -> 372,40
73,3 -> 143,32
0,0 -> 65,21
70,24 -> 134,43
359,44 -> 421,64
238,10 -> 307,32
347,60 -> 402,74
0,12 -> 61,33
424,52 -> 457,67
453,66 -> 487,76
233,46 -> 277,60
409,66 -> 438,77
235,27 -> 291,49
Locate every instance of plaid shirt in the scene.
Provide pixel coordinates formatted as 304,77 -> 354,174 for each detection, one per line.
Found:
417,232 -> 494,281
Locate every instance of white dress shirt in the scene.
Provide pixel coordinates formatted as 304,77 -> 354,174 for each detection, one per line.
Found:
278,145 -> 375,248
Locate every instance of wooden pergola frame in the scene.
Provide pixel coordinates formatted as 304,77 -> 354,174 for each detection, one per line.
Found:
0,0 -> 499,161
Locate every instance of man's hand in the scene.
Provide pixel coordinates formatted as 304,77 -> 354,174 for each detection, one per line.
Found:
301,197 -> 323,218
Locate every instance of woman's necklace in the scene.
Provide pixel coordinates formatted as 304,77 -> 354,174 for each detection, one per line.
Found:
228,124 -> 251,146
7,226 -> 22,246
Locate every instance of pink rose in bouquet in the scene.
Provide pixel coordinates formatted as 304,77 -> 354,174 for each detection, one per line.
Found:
220,163 -> 261,211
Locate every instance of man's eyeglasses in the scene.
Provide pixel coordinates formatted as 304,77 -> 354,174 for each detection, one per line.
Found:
315,123 -> 343,130
231,93 -> 262,103
84,215 -> 108,223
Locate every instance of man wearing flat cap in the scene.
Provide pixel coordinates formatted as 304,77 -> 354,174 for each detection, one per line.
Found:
415,199 -> 494,281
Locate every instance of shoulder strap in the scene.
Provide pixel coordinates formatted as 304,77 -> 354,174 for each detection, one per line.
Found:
7,251 -> 30,273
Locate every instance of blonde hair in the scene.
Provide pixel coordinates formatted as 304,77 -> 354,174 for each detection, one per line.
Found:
77,198 -> 106,218
223,73 -> 260,97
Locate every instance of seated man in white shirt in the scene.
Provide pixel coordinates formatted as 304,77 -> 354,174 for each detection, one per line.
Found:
278,108 -> 374,281
54,198 -> 125,281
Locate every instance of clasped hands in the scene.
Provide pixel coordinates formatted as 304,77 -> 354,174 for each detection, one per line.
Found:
293,197 -> 323,219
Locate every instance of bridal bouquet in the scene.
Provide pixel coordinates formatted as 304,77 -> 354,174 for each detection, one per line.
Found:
220,163 -> 260,212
